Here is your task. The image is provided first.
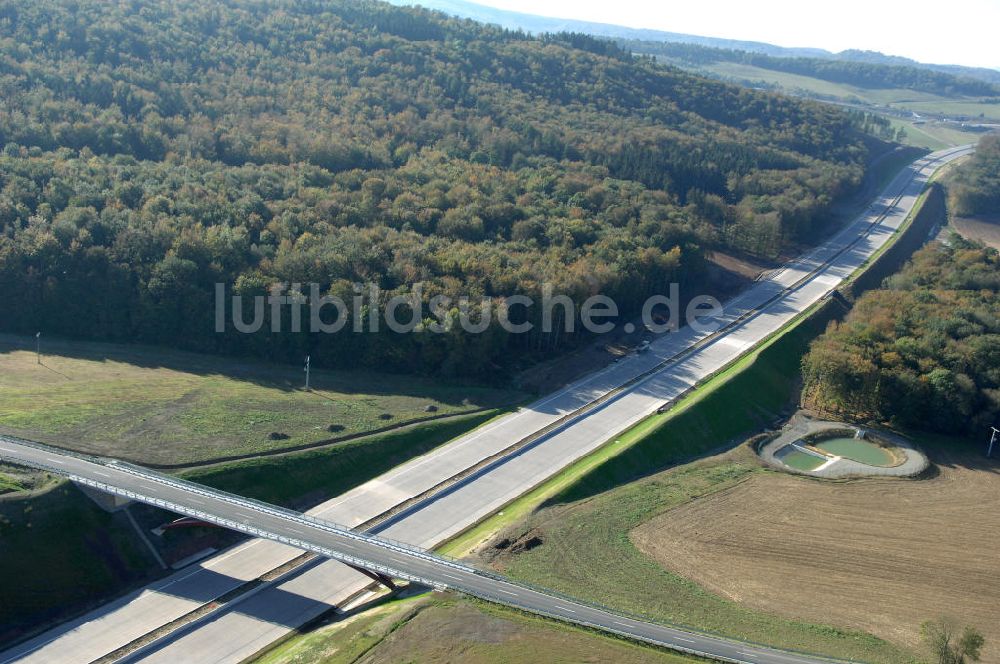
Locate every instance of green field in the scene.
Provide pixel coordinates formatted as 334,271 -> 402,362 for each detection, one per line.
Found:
883,115 -> 983,151
253,592 -> 699,664
0,334 -> 520,465
699,61 -> 933,103
692,61 -> 990,151
902,99 -> 1000,122
700,61 -> 1000,121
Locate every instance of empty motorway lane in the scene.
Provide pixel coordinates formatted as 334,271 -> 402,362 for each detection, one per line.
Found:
0,436 -> 845,664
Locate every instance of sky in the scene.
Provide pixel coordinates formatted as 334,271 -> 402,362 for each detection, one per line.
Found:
469,0 -> 1000,69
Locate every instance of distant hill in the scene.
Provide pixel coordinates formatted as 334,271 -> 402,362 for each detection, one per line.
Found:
834,50 -> 1000,86
390,0 -> 1000,85
386,0 -> 830,56
627,41 -> 1000,99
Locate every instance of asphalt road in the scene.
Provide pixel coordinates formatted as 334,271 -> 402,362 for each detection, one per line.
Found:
0,145 -> 973,664
0,437 -> 843,664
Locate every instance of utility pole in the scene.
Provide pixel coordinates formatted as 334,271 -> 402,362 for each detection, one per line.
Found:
304,355 -> 311,391
988,427 -> 999,459
35,331 -> 41,364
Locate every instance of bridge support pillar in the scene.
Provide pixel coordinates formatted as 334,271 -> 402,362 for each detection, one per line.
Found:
73,481 -> 133,512
346,563 -> 397,591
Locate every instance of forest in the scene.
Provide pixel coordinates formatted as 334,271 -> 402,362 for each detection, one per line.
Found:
628,41 -> 1000,99
948,134 -> 1000,217
0,0 -> 887,379
801,240 -> 1000,435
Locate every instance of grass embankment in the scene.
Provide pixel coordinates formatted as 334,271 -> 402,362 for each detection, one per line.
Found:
0,473 -> 23,494
253,592 -> 699,664
180,409 -> 506,507
0,333 -> 520,466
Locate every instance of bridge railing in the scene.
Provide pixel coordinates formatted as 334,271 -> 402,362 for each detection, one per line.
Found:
103,458 -> 476,569
64,470 -> 451,590
0,434 -> 469,570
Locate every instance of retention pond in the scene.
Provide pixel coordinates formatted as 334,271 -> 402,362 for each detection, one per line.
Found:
813,437 -> 894,467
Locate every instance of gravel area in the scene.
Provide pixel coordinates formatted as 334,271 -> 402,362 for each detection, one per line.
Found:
759,412 -> 928,479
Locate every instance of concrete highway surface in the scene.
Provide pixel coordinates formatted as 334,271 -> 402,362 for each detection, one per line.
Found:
0,437 -> 844,664
0,146 -> 972,664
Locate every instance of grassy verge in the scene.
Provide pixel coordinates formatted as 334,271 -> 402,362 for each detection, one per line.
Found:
253,592 -> 700,664
180,409 -> 509,508
0,473 -> 23,494
0,333 -> 520,466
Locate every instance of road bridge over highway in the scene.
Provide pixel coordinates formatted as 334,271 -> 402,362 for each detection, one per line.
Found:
1,435 -> 843,664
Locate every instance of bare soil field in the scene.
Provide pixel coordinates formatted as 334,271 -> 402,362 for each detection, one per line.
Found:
632,446 -> 1000,661
951,214 -> 1000,249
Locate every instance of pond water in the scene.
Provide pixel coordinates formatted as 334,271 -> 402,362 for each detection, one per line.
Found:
776,447 -> 826,471
814,437 -> 893,467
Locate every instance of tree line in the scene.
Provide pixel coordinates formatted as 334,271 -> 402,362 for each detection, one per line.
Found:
802,240 -> 1000,435
948,135 -> 1000,217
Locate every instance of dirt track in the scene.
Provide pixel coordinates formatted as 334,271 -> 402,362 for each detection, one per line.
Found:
951,215 -> 1000,250
632,448 -> 1000,660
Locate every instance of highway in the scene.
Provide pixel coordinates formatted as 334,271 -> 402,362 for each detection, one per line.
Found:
0,145 -> 972,664
0,436 -> 841,664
